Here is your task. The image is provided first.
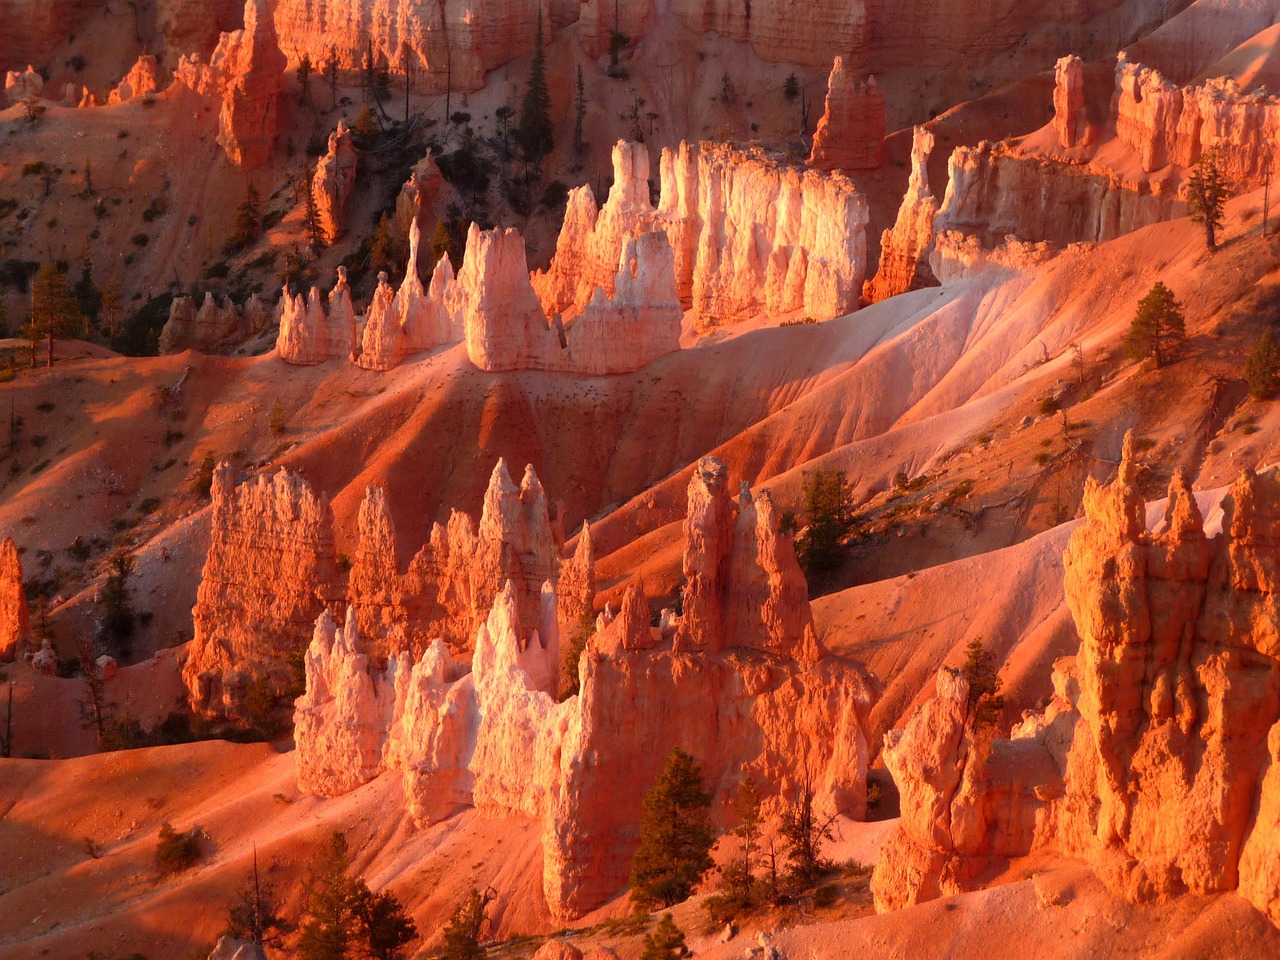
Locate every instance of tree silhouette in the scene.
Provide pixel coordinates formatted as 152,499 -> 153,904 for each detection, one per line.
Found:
630,747 -> 715,909
1124,281 -> 1185,368
515,11 -> 554,165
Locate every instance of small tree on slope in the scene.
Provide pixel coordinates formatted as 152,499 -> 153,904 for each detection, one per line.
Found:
1187,148 -> 1228,253
1124,281 -> 1186,369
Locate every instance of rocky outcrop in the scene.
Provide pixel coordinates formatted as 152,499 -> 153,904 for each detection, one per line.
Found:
1115,53 -> 1280,183
462,223 -> 682,374
0,537 -> 32,662
670,0 -> 864,69
294,607 -> 397,796
658,141 -> 869,328
533,140 -> 658,321
933,140 -> 1183,251
160,292 -> 271,355
873,436 -> 1280,925
395,153 -> 447,238
4,66 -> 42,105
1053,55 -> 1087,149
183,464 -> 342,718
864,126 -> 939,303
210,0 -> 286,170
578,0 -> 654,58
312,121 -> 358,244
108,55 -> 161,104
295,456 -> 878,919
277,271 -> 358,364
269,0 -> 575,95
809,59 -> 885,171
348,460 -> 574,654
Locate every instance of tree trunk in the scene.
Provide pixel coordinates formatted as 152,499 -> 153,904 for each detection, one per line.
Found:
46,332 -> 53,368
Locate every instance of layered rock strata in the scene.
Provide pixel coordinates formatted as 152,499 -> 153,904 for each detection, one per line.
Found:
809,58 -> 886,171
312,121 -> 358,244
864,126 -> 939,303
933,140 -> 1183,250
0,537 -> 32,662
658,141 -> 869,327
872,435 -> 1280,926
295,456 -> 878,918
184,464 -> 343,718
160,292 -> 271,355
1115,53 -> 1280,183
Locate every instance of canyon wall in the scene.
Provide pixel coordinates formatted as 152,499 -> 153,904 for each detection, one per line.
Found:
658,141 -> 869,327
933,141 -> 1183,251
0,537 -> 32,663
183,464 -> 343,718
809,58 -> 886,172
295,456 -> 878,918
269,0 -> 576,95
873,435 -> 1280,926
1116,53 -> 1280,183
669,0 -> 866,70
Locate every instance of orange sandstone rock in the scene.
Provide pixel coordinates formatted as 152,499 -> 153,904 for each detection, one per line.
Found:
864,126 -> 939,303
211,0 -> 286,170
184,463 -> 342,718
160,292 -> 271,355
1052,55 -> 1087,149
0,537 -> 32,662
809,58 -> 886,171
108,55 -> 161,104
311,121 -> 358,244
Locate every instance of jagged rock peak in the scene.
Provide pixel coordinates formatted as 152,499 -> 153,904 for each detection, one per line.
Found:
864,124 -> 940,303
809,57 -> 886,171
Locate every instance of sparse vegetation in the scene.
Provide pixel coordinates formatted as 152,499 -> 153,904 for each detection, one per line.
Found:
630,747 -> 715,909
795,469 -> 855,582
639,913 -> 690,960
960,638 -> 1005,729
1187,148 -> 1228,253
1246,327 -> 1279,399
154,822 -> 201,874
436,886 -> 493,960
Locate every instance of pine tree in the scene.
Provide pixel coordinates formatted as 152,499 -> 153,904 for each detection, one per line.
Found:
1188,148 -> 1228,253
640,914 -> 691,960
27,262 -> 86,364
438,887 -> 491,960
1246,327 -> 1280,399
431,219 -> 455,270
360,889 -> 417,960
630,747 -> 715,909
1124,280 -> 1186,368
74,256 -> 101,322
370,213 -> 394,275
780,770 -> 836,884
226,848 -> 293,949
304,169 -> 326,249
231,183 -> 262,251
297,832 -> 365,960
573,65 -> 587,157
99,275 -> 123,335
515,11 -> 554,165
795,469 -> 854,580
722,776 -> 762,904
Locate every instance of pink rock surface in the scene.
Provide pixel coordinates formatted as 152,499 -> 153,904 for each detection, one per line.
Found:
210,0 -> 286,170
1052,55 -> 1087,149
108,55 -> 161,104
311,121 -> 358,244
160,292 -> 271,355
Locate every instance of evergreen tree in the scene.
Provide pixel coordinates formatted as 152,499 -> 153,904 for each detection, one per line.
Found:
431,219 -> 456,271
370,213 -> 394,275
1124,280 -> 1186,368
305,169 -> 326,249
960,638 -> 1005,729
795,469 -> 854,580
438,887 -> 491,960
231,183 -> 262,251
74,256 -> 101,322
297,832 -> 365,960
1247,327 -> 1280,399
360,889 -> 417,960
297,52 -> 313,105
630,747 -> 715,909
515,11 -> 554,165
27,262 -> 86,364
99,276 -> 123,335
722,776 -> 762,904
1187,148 -> 1228,253
226,848 -> 293,949
779,770 -> 835,883
573,65 -> 587,157
640,914 -> 691,960
99,547 -> 136,656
